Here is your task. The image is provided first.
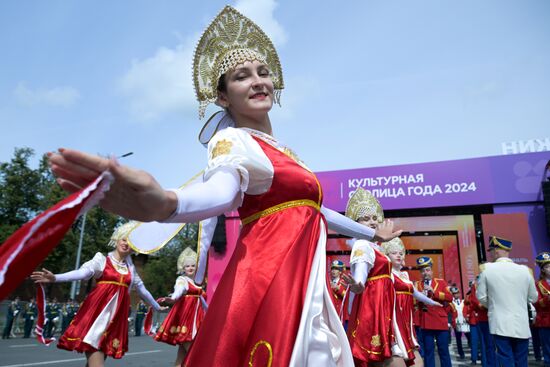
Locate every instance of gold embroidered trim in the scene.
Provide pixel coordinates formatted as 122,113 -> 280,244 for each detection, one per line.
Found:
97,281 -> 128,288
396,291 -> 413,296
112,338 -> 120,349
538,280 -> 550,296
65,337 -> 81,341
371,334 -> 381,347
248,340 -> 273,367
211,139 -> 233,159
241,199 -> 320,225
367,274 -> 391,282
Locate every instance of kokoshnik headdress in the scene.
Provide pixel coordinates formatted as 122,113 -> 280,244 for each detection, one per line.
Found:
108,221 -> 139,248
193,5 -> 284,119
345,188 -> 384,223
177,247 -> 198,274
381,237 -> 405,256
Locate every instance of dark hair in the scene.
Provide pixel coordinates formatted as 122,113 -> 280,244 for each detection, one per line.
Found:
217,74 -> 227,93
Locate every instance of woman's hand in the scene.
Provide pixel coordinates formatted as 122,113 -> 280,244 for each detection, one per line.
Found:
31,268 -> 56,283
373,220 -> 402,242
48,148 -> 177,222
342,273 -> 365,294
158,297 -> 176,305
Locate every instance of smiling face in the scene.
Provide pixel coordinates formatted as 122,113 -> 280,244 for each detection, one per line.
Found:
217,60 -> 274,122
184,263 -> 196,277
116,238 -> 132,257
357,214 -> 380,230
386,248 -> 405,269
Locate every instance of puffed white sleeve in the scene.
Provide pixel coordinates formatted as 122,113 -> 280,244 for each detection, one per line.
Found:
54,252 -> 105,282
349,240 -> 375,286
171,276 -> 189,301
205,127 -> 274,200
164,128 -> 274,224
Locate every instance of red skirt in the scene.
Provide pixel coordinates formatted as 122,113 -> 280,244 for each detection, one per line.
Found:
184,206 -> 320,366
395,292 -> 416,360
57,283 -> 130,359
155,295 -> 204,345
348,276 -> 394,363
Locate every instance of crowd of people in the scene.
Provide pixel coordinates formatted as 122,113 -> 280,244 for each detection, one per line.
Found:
1,296 -> 79,339
327,230 -> 550,367
1,4 -> 548,367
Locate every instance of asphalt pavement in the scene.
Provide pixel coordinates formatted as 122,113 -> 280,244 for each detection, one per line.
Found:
0,335 -> 175,367
0,333 -> 544,366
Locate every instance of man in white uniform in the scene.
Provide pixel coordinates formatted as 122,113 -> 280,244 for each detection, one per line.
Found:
476,236 -> 538,367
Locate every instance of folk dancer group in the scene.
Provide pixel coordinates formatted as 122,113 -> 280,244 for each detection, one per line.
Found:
6,4 -> 545,367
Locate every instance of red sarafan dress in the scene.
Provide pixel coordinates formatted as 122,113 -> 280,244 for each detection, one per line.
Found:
534,279 -> 550,328
57,257 -> 131,359
155,277 -> 205,345
348,243 -> 394,365
184,127 -> 352,367
393,271 -> 417,361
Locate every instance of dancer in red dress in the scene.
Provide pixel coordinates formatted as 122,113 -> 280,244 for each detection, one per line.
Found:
155,248 -> 206,367
381,238 -> 442,367
31,223 -> 164,367
534,252 -> 550,366
46,6 -> 402,366
342,188 -> 404,366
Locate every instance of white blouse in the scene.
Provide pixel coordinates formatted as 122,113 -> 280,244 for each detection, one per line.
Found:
53,252 -> 161,311
166,127 -> 375,240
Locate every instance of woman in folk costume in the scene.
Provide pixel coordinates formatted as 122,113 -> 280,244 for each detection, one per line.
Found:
534,252 -> 550,367
381,237 -> 442,367
342,188 -> 402,366
47,6 -> 401,366
31,222 -> 164,367
155,247 -> 206,366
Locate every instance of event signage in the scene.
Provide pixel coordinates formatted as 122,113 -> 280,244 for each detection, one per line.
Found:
316,151 -> 549,212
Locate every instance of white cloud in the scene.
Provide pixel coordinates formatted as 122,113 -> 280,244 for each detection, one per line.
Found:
117,38 -> 198,122
13,82 -> 80,107
117,1 -> 287,122
235,0 -> 287,47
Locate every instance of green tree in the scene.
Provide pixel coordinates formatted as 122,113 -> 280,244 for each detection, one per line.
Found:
0,148 -> 42,243
0,148 -> 121,299
140,224 -> 199,297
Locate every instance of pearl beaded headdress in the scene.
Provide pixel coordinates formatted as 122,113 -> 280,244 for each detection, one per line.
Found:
193,5 -> 284,119
345,188 -> 384,223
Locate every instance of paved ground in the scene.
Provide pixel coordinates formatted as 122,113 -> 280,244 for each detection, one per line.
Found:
0,333 -> 545,366
0,335 -> 175,367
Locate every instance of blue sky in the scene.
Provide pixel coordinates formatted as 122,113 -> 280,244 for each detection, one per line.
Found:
1,0 -> 548,187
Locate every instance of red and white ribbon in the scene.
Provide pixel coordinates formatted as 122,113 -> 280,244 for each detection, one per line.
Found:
143,306 -> 155,337
0,172 -> 113,301
35,284 -> 55,345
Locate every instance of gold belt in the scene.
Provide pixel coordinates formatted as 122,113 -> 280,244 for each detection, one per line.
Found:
367,274 -> 391,282
396,291 -> 413,296
241,199 -> 320,225
97,281 -> 128,288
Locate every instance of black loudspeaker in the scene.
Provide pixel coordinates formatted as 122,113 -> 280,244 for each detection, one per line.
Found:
212,215 -> 227,254
543,181 -> 550,237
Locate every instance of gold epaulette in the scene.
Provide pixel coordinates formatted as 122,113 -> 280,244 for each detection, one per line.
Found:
479,263 -> 486,272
